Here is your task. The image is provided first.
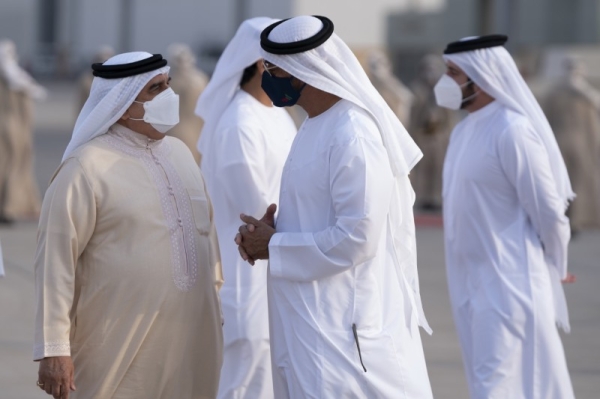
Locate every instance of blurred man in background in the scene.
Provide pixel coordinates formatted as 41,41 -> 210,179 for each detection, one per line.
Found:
168,43 -> 208,164
437,35 -> 575,399
0,39 -> 46,224
366,49 -> 413,126
544,56 -> 600,232
409,54 -> 456,211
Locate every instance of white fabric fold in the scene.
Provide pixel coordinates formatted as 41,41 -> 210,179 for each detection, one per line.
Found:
62,52 -> 169,161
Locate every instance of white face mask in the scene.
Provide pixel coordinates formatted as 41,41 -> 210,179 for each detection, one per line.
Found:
434,74 -> 476,110
131,88 -> 180,133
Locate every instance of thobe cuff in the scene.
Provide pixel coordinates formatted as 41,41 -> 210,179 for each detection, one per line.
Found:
33,340 -> 71,361
268,232 -> 314,279
268,233 -> 285,278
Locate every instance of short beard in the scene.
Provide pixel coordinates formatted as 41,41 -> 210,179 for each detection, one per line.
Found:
460,82 -> 476,109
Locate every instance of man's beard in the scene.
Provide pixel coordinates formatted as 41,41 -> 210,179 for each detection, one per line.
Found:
460,82 -> 477,109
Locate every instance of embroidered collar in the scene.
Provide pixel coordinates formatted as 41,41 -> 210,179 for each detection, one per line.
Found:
108,123 -> 164,151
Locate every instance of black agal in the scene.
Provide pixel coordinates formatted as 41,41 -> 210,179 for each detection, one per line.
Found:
92,54 -> 167,79
260,16 -> 334,55
444,35 -> 508,54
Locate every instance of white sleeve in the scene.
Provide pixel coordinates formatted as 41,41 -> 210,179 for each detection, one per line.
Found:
212,124 -> 272,217
498,122 -> 570,278
269,135 -> 393,282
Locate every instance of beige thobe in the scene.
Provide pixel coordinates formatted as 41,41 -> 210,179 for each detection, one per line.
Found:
34,124 -> 223,399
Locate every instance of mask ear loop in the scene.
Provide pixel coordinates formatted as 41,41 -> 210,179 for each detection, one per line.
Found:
262,60 -> 279,77
128,100 -> 146,121
461,79 -> 478,103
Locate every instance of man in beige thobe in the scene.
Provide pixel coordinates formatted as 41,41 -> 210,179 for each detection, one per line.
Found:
34,52 -> 223,399
544,57 -> 600,231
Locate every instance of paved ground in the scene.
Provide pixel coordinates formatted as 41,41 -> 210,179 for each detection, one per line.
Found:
1,82 -> 599,398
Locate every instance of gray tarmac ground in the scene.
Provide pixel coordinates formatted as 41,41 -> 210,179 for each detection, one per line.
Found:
1,82 -> 598,398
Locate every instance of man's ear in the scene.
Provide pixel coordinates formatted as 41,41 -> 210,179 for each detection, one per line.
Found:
256,60 -> 265,74
119,107 -> 131,121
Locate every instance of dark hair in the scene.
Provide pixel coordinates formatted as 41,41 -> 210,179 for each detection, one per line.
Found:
240,62 -> 258,86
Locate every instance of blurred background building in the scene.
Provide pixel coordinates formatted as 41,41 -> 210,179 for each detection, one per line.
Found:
1,0 -> 599,81
0,0 -> 443,77
388,0 -> 600,84
1,0 -> 599,219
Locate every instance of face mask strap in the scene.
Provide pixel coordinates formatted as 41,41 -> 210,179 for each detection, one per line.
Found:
458,78 -> 473,89
128,100 -> 145,121
461,80 -> 479,104
297,81 -> 307,93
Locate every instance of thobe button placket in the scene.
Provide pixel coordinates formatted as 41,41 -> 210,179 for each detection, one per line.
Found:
177,217 -> 183,227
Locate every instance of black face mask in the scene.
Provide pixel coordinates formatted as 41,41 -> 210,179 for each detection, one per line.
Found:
261,71 -> 305,107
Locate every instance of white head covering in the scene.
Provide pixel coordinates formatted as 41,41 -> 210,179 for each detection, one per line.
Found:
63,51 -> 169,161
444,43 -> 575,208
262,16 -> 431,334
263,16 -> 422,176
0,39 -> 47,99
195,17 -> 277,162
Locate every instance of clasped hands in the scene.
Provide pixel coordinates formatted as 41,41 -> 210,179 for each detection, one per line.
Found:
235,204 -> 277,265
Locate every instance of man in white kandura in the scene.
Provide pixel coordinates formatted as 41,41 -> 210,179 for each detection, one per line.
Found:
236,16 -> 433,398
435,35 -> 576,399
34,52 -> 223,399
195,17 -> 296,399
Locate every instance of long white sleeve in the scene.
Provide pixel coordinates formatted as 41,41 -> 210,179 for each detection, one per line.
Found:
269,136 -> 393,282
498,122 -> 571,278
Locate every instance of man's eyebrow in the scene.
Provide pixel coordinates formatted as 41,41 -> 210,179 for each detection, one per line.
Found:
148,80 -> 165,90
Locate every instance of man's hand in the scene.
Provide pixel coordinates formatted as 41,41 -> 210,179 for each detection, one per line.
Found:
561,273 -> 576,284
258,203 -> 277,229
235,204 -> 277,265
38,356 -> 76,399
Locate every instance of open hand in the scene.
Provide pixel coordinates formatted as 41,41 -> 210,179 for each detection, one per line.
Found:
37,356 -> 76,399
